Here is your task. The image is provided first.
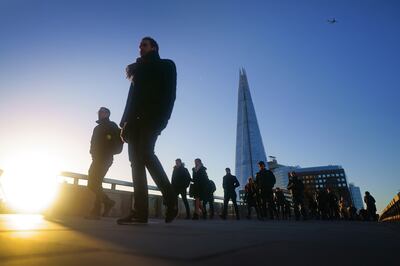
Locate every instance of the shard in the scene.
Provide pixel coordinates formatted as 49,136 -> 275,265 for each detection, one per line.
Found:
235,68 -> 268,190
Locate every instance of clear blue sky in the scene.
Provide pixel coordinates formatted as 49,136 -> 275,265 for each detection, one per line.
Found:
0,0 -> 399,212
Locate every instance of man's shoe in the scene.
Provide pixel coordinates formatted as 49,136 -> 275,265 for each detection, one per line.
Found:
103,200 -> 116,217
219,214 -> 226,220
192,213 -> 199,220
165,203 -> 178,223
117,211 -> 148,224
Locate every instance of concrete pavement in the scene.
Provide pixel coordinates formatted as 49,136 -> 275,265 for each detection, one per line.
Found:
0,214 -> 399,266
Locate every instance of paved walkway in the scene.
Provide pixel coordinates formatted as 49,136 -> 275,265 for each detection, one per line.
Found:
0,214 -> 399,265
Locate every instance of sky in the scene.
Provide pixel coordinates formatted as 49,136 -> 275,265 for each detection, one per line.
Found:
0,0 -> 399,212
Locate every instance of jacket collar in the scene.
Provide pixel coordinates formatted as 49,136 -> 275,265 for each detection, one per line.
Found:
141,50 -> 160,62
96,117 -> 110,124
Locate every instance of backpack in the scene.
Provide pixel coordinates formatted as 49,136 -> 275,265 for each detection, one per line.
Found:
209,180 -> 216,194
112,127 -> 124,155
183,168 -> 191,188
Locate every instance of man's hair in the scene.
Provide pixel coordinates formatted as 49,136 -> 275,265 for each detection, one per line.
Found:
225,168 -> 231,172
99,107 -> 110,116
258,161 -> 265,167
142,36 -> 159,51
175,158 -> 182,163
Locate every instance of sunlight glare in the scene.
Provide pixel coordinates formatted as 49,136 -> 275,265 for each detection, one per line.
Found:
1,150 -> 61,213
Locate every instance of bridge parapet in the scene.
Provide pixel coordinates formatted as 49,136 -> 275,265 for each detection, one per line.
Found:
49,171 -> 243,219
380,192 -> 400,222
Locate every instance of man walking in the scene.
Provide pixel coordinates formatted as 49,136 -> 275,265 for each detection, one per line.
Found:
86,107 -> 120,219
287,172 -> 306,221
255,161 -> 277,219
364,191 -> 377,221
220,168 -> 240,220
171,159 -> 191,219
202,178 -> 216,219
118,37 -> 178,224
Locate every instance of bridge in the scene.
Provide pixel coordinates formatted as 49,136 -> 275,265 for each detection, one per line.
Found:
0,171 -> 399,265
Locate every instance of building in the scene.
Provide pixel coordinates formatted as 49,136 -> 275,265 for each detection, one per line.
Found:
235,68 -> 268,190
349,183 -> 364,210
268,157 -> 299,189
293,165 -> 351,204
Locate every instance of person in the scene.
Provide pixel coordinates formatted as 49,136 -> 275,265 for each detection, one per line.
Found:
256,161 -> 277,220
191,158 -> 209,220
306,192 -> 318,219
327,188 -> 339,220
287,172 -> 306,221
86,107 -> 121,219
284,199 -> 292,220
364,191 -> 377,221
274,187 -> 286,220
202,179 -> 216,219
171,159 -> 192,219
338,196 -> 348,220
348,204 -> 357,221
244,176 -> 261,220
316,189 -> 329,220
220,168 -> 240,220
117,37 -> 178,224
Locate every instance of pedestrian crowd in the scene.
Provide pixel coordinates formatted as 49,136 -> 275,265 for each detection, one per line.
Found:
84,36 -> 377,224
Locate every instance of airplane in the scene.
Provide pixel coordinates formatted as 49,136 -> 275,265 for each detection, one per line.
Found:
327,18 -> 338,24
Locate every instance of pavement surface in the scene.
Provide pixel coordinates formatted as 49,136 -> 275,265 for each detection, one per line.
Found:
0,214 -> 399,266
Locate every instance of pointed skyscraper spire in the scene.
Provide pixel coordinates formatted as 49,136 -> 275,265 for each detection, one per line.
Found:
235,68 -> 268,189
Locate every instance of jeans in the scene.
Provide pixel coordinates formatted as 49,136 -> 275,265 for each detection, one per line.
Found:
128,126 -> 175,219
87,157 -> 113,213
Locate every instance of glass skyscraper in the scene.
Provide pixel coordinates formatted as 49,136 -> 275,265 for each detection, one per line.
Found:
349,183 -> 364,210
235,68 -> 268,189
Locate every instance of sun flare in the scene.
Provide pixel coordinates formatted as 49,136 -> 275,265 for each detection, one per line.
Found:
1,150 -> 61,213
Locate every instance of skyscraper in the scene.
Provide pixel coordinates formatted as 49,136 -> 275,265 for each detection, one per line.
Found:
349,183 -> 364,210
235,68 -> 268,189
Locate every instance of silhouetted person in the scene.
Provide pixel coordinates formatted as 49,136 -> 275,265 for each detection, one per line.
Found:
171,159 -> 191,219
191,158 -> 209,220
244,176 -> 261,220
364,191 -> 377,221
86,107 -> 121,219
220,168 -> 240,220
275,187 -> 286,219
348,204 -> 357,220
316,189 -> 329,220
359,208 -> 369,221
284,199 -> 292,220
338,196 -> 348,220
256,161 -> 277,220
327,188 -> 339,220
202,179 -> 216,219
306,192 -> 318,219
117,37 -> 178,224
287,172 -> 306,220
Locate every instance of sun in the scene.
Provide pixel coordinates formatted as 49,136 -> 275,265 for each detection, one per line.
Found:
1,150 -> 61,213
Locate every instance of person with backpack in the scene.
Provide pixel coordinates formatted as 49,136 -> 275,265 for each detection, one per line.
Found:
220,168 -> 240,220
202,178 -> 216,219
171,159 -> 192,219
86,107 -> 122,219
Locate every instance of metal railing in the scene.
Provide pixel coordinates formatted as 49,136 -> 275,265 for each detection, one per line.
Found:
60,171 -> 227,202
379,193 -> 400,222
